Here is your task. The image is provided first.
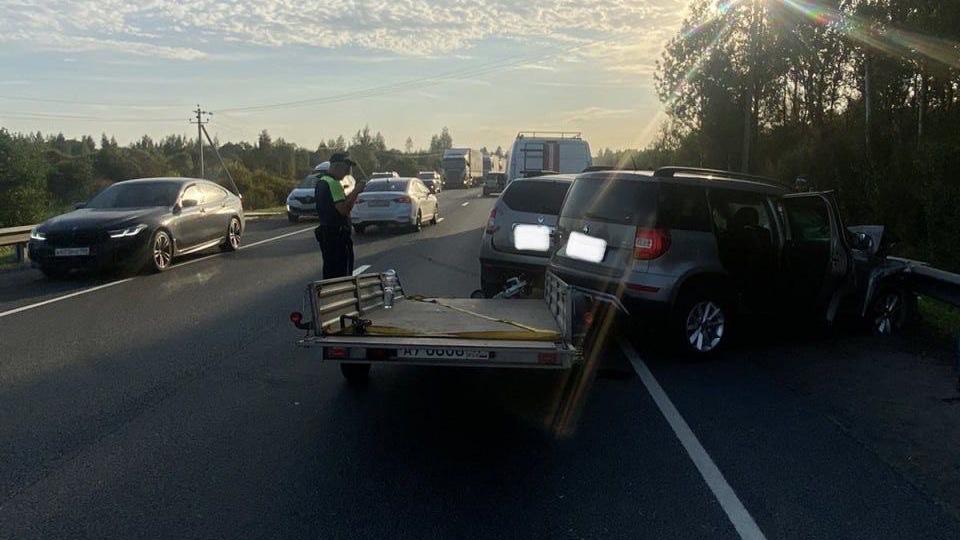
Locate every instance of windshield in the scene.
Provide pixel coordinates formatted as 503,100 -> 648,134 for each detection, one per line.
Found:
4,1 -> 960,537
363,180 -> 408,192
85,181 -> 181,209
297,174 -> 323,189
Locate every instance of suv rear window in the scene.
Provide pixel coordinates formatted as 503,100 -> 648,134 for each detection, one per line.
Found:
501,180 -> 570,215
560,176 -> 658,226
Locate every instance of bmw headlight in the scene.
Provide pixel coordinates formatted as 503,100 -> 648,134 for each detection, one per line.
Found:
30,228 -> 46,241
108,224 -> 148,239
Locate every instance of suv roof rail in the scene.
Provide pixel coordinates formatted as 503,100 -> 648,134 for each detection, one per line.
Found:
654,166 -> 783,187
582,165 -> 614,172
520,169 -> 559,178
516,131 -> 582,140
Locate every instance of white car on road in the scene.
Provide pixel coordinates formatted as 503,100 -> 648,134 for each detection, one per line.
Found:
351,177 -> 439,234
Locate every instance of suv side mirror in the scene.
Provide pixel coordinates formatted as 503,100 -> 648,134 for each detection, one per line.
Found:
73,202 -> 86,210
853,232 -> 874,251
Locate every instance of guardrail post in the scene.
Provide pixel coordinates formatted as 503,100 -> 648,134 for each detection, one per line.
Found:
15,243 -> 27,263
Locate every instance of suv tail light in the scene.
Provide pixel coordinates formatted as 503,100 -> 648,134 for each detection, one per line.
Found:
634,228 -> 670,260
485,208 -> 499,234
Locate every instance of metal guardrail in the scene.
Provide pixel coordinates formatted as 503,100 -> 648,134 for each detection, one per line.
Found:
0,210 -> 284,263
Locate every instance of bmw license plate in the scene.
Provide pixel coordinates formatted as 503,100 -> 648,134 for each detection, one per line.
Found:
397,347 -> 490,360
55,247 -> 90,257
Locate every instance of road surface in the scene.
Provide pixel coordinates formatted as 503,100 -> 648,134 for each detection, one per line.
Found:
1,188 -> 958,539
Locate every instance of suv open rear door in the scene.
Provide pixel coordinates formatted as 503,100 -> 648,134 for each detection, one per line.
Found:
780,192 -> 853,319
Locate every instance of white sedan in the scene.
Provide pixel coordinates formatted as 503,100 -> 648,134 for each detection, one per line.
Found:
351,177 -> 439,234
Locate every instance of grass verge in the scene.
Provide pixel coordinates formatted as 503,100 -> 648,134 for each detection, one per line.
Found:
918,296 -> 960,340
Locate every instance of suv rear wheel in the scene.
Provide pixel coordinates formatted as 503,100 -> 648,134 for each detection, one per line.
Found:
674,290 -> 731,355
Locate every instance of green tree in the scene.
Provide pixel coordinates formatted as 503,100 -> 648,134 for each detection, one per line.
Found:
0,130 -> 51,227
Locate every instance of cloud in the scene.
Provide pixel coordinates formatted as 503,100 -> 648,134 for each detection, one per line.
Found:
562,106 -> 638,123
0,0 -> 688,66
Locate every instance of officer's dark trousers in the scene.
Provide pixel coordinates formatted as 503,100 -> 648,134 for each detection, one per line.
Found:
315,226 -> 354,279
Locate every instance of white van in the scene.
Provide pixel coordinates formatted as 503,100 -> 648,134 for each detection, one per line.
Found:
506,131 -> 592,182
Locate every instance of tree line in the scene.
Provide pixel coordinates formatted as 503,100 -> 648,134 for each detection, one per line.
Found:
0,126 -> 456,228
595,0 -> 960,271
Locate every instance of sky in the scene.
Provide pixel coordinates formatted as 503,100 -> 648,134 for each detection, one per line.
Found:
0,0 -> 690,152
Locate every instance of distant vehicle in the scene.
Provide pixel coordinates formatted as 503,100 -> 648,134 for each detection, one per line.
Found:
506,131 -> 592,183
351,177 -> 440,234
29,178 -> 244,277
549,166 -> 916,355
478,175 -> 574,297
482,153 -> 505,176
417,171 -> 443,193
286,161 -> 329,223
442,148 -> 483,188
482,172 -> 507,197
369,171 -> 400,180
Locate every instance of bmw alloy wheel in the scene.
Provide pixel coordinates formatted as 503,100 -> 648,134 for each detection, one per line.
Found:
153,232 -> 172,270
228,218 -> 242,250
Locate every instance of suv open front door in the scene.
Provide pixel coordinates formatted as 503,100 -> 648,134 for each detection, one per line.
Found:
780,192 -> 853,319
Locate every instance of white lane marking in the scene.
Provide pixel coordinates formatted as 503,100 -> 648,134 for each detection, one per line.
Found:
352,264 -> 371,276
460,201 -> 470,207
0,278 -> 135,319
0,226 -> 316,320
436,217 -> 445,223
619,339 -> 767,540
241,226 -> 314,249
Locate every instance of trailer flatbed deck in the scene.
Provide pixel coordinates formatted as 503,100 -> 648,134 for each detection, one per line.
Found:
295,272 -> 583,370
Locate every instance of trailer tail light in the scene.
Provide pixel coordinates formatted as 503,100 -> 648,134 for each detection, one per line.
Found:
537,352 -> 559,365
634,228 -> 670,260
326,347 -> 349,359
485,208 -> 498,234
394,196 -> 411,203
367,348 -> 389,360
289,311 -> 303,326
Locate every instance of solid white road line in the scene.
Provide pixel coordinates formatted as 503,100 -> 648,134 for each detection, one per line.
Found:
0,226 -> 316,320
619,339 -> 767,540
0,278 -> 135,319
460,201 -> 470,207
352,264 -> 371,276
241,226 -> 314,249
436,217 -> 445,223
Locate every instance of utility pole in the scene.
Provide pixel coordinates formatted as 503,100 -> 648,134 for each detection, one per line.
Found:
190,105 -> 212,177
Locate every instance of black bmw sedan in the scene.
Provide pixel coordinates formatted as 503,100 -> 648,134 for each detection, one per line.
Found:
29,178 -> 244,277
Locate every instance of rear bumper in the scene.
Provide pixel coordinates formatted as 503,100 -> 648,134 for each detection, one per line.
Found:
298,335 -> 576,369
547,262 -> 671,317
351,206 -> 414,225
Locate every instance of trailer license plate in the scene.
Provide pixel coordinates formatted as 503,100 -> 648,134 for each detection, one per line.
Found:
397,347 -> 490,360
55,247 -> 90,257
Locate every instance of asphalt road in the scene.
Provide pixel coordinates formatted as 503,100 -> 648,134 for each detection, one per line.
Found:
1,187 -> 958,539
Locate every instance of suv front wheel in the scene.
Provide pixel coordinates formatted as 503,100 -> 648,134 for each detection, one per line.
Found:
674,290 -> 731,355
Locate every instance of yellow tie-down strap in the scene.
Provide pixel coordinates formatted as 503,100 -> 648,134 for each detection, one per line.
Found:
331,296 -> 561,342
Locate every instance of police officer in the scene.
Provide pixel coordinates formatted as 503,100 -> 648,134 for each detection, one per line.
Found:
315,152 -> 362,278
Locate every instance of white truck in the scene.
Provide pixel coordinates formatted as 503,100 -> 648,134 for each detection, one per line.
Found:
290,270 -> 623,383
442,148 -> 483,188
506,131 -> 592,183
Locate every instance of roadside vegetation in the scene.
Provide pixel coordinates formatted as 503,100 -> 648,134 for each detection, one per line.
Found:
0,126 -> 459,225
